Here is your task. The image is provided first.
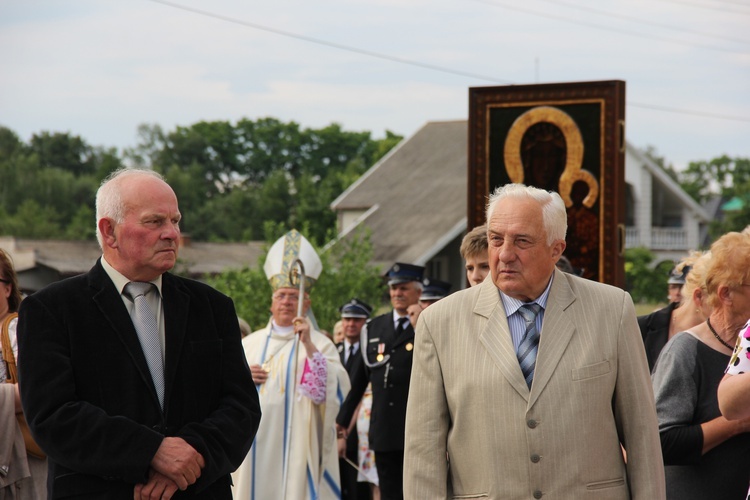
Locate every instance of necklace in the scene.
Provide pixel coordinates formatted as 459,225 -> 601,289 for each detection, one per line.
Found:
706,318 -> 734,350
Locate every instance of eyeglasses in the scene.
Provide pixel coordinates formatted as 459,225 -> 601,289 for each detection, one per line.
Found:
273,292 -> 300,302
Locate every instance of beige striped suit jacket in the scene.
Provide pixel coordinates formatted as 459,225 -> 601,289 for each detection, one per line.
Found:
404,269 -> 665,499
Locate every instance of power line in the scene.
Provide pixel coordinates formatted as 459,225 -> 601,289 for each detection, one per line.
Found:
530,0 -> 750,46
146,0 -> 512,84
146,0 -> 750,124
629,102 -> 750,123
651,0 -> 750,16
469,0 -> 750,55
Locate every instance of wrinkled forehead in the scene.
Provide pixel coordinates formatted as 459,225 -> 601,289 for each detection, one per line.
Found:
489,198 -> 545,236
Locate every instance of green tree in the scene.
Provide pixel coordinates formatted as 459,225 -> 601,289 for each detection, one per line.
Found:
0,199 -> 64,238
0,119 -> 400,244
27,131 -> 96,176
65,204 -> 97,240
0,127 -> 121,240
0,127 -> 22,159
624,247 -> 674,304
131,118 -> 402,244
675,155 -> 750,238
679,155 -> 750,204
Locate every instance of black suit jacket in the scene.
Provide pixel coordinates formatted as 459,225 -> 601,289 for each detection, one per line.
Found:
337,312 -> 414,452
337,341 -> 364,456
17,260 -> 261,499
637,301 -> 678,372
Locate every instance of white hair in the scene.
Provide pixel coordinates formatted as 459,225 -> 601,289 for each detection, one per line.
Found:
485,183 -> 567,245
95,168 -> 165,249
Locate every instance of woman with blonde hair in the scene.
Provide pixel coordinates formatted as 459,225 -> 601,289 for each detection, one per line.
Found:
652,232 -> 750,499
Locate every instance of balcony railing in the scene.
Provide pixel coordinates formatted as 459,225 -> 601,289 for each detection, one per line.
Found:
625,227 -> 688,250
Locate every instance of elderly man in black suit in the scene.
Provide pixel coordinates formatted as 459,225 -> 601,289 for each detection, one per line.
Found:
17,168 -> 261,499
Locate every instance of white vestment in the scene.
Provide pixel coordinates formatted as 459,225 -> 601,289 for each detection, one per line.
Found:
232,322 -> 350,500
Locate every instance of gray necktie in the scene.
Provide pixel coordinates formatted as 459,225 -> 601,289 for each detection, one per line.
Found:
517,303 -> 542,388
124,282 -> 164,409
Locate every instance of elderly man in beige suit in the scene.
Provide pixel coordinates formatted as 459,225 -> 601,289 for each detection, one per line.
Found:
404,183 -> 665,499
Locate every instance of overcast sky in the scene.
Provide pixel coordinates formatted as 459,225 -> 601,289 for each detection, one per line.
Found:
1,0 -> 748,170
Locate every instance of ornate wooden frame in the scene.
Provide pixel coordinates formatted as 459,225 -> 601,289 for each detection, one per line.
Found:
468,80 -> 626,287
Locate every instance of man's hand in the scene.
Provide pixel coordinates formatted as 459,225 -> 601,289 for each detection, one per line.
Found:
294,317 -> 320,359
134,470 -> 179,500
335,423 -> 347,440
151,437 -> 205,491
250,364 -> 268,384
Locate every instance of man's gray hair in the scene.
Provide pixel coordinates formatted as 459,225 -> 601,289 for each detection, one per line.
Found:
95,168 -> 165,249
485,183 -> 567,245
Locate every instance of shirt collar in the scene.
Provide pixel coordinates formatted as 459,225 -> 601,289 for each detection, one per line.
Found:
101,256 -> 163,297
392,309 -> 409,328
499,273 -> 554,318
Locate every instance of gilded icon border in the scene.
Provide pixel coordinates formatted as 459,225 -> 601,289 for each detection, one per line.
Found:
468,80 -> 626,287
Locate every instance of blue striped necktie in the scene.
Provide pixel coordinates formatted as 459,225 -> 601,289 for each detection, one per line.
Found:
517,303 -> 542,388
124,281 -> 165,409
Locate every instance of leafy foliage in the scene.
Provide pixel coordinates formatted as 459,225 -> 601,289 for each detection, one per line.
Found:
624,247 -> 674,304
0,120 -> 402,245
677,156 -> 750,239
126,118 -> 401,245
0,128 -> 120,238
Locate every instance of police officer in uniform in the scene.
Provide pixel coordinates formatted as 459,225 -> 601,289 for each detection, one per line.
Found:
336,299 -> 373,500
336,263 -> 424,500
408,278 -> 453,328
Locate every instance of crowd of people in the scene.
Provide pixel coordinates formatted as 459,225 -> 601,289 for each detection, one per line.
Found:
3,169 -> 750,500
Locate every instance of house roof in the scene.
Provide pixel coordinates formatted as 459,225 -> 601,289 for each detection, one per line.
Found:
332,120 -> 711,269
331,120 -> 468,269
0,236 -> 266,278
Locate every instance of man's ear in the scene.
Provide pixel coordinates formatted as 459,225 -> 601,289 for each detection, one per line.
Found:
98,218 -> 117,248
551,239 -> 566,260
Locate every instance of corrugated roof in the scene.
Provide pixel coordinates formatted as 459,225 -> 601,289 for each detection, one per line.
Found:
331,120 -> 468,269
3,238 -> 266,277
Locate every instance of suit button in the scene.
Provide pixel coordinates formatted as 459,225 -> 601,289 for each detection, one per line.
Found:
530,454 -> 540,463
533,490 -> 543,499
389,402 -> 394,406
527,419 -> 538,429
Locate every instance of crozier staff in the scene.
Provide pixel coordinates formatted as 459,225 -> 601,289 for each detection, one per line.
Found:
233,229 -> 350,500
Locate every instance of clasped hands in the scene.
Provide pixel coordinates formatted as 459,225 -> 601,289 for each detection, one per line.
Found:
134,437 -> 205,500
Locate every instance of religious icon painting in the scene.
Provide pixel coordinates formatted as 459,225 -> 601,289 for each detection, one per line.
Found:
468,80 -> 627,287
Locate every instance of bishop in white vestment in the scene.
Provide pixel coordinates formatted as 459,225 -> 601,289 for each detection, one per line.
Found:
232,230 -> 350,500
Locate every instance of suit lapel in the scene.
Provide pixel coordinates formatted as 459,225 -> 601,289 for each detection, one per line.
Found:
162,273 -> 189,410
528,270 -> 577,407
476,279 -> 531,399
89,261 -> 161,408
